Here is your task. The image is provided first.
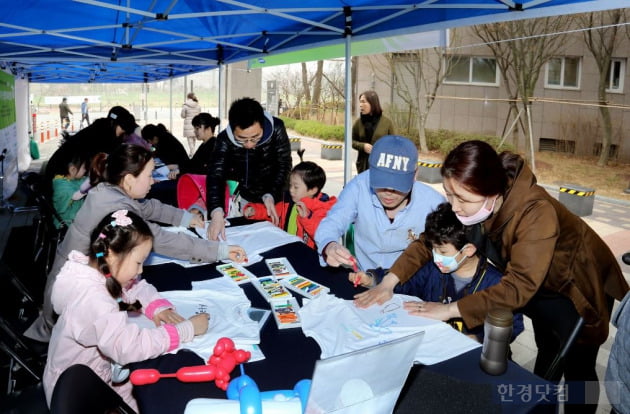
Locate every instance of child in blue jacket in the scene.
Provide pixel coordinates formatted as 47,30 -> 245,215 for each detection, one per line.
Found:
356,202 -> 524,342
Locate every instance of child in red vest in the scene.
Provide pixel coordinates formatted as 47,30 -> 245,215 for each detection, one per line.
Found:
243,161 -> 336,250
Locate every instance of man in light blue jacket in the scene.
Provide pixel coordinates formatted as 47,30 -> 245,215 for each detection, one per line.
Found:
315,135 -> 444,272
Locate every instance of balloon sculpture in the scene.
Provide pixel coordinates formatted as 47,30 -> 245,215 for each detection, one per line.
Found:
130,337 -> 251,391
131,337 -> 312,414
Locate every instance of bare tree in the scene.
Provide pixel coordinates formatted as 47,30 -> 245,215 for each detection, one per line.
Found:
368,44 -> 452,153
301,62 -> 311,104
579,9 -> 624,166
311,60 -> 324,117
472,17 -> 572,162
321,61 -> 346,124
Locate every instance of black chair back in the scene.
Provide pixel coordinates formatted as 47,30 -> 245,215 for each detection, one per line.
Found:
50,364 -> 136,414
20,172 -> 67,278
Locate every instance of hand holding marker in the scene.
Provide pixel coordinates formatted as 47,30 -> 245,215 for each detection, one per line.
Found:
350,256 -> 361,288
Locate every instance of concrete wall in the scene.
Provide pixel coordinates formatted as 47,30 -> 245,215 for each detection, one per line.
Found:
355,22 -> 630,161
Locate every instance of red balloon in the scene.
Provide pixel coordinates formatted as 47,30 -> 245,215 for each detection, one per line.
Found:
218,353 -> 236,373
130,369 -> 160,385
233,349 -> 251,363
209,355 -> 221,366
176,365 -> 216,382
216,337 -> 235,354
213,342 -> 225,356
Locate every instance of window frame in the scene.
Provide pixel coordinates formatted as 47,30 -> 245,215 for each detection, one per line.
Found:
544,56 -> 582,90
606,58 -> 625,94
443,55 -> 499,87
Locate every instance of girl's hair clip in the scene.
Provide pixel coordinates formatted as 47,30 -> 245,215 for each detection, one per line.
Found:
98,233 -> 106,239
111,210 -> 133,227
95,252 -> 104,258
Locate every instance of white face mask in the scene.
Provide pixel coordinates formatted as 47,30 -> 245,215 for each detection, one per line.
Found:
455,196 -> 497,226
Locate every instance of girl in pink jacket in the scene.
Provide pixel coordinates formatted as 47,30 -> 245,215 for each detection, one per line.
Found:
43,209 -> 209,411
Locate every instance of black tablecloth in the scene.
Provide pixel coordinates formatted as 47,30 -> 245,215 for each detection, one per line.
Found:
132,240 -> 554,414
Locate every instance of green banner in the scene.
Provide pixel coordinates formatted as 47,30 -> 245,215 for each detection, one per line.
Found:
0,70 -> 16,129
248,31 -> 445,68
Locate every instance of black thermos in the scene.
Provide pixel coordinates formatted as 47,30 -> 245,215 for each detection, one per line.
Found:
480,308 -> 513,375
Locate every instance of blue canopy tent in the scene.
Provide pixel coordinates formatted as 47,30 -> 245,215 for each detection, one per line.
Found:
0,0 -> 625,186
1,0 -> 625,83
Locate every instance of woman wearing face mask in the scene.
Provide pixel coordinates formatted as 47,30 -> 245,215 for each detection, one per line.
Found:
353,202 -> 524,343
355,140 -> 628,412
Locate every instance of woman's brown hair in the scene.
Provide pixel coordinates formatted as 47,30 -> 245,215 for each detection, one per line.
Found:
360,90 -> 383,117
441,140 -> 508,196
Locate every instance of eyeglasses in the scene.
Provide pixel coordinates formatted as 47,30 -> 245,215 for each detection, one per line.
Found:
235,137 -> 261,144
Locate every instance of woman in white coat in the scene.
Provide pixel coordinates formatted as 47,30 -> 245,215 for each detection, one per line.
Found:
181,92 -> 201,157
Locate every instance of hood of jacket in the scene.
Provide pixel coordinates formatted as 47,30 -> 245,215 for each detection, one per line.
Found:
184,99 -> 199,109
51,250 -> 108,315
225,111 -> 275,148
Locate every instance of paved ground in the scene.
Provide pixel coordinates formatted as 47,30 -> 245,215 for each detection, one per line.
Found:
14,126 -> 630,412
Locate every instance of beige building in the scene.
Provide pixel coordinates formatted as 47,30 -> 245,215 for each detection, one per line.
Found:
356,19 -> 630,161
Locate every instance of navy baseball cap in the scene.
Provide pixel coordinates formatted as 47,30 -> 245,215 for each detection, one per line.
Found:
368,135 -> 418,193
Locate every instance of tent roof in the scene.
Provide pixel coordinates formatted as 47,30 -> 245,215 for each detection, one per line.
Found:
0,0 -> 624,83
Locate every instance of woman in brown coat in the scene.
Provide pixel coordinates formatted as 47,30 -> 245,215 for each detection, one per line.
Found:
351,90 -> 395,173
355,140 -> 628,412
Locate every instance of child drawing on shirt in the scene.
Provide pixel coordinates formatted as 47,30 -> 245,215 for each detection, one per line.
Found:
243,158 -> 337,250
353,202 -> 524,342
43,210 -> 209,411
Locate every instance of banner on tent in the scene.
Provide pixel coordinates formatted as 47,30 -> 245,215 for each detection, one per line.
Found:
0,70 -> 17,201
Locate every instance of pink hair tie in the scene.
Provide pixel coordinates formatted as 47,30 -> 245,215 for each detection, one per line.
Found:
98,233 -> 106,239
104,273 -> 112,278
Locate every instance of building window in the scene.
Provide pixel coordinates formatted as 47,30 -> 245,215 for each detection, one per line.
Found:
606,59 -> 625,93
444,56 -> 498,85
545,57 -> 580,89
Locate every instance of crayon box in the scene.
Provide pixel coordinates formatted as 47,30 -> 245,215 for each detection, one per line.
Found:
281,275 -> 329,299
270,297 -> 301,329
252,275 -> 292,302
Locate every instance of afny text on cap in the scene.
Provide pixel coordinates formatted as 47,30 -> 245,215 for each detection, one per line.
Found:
368,135 -> 418,193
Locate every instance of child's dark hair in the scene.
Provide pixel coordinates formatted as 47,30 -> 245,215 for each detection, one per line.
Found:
291,161 -> 325,196
423,202 -> 469,250
48,141 -> 89,177
90,144 -> 153,187
89,210 -> 154,311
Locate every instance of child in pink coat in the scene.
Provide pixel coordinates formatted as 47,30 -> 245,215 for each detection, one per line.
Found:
43,209 -> 209,411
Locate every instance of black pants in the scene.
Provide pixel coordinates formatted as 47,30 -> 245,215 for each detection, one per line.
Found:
524,291 -> 610,414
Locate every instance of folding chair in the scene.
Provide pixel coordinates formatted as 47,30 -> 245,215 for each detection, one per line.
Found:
20,172 -> 67,278
0,262 -> 48,395
542,316 -> 585,381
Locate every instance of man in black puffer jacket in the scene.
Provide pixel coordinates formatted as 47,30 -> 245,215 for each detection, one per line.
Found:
206,97 -> 292,240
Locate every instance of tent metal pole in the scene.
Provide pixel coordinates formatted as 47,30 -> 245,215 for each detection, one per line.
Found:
169,77 -> 173,132
218,64 -> 225,130
343,34 -> 352,185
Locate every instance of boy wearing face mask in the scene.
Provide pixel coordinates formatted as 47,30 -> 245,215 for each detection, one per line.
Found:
356,202 -> 523,342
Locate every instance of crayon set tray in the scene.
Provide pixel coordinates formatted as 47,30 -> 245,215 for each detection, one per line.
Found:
270,297 -> 301,329
280,275 -> 329,299
216,263 -> 256,285
265,257 -> 298,278
251,275 -> 292,302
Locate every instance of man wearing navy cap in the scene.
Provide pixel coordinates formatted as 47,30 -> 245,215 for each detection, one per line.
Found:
315,135 -> 445,272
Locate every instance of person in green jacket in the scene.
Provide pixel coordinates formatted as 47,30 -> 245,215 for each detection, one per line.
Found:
51,144 -> 90,228
351,90 -> 395,174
